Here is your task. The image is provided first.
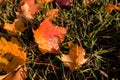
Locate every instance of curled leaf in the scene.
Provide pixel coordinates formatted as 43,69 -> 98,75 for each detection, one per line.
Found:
0,37 -> 26,74
53,0 -> 72,9
61,42 -> 86,71
33,18 -> 67,54
3,19 -> 26,35
20,0 -> 40,19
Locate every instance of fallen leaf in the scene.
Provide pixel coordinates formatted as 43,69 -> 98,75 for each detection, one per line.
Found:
61,42 -> 86,71
0,0 -> 4,5
10,37 -> 21,46
33,18 -> 67,54
20,0 -> 40,19
53,0 -> 72,9
46,9 -> 59,19
0,37 -> 26,74
2,67 -> 27,80
0,57 -> 9,66
0,22 -> 4,28
3,19 -> 26,35
37,0 -> 53,4
106,3 -> 120,13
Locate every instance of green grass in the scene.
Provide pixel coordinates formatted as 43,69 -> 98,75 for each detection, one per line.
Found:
0,0 -> 120,80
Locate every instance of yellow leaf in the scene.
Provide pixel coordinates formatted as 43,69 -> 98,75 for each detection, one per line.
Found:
33,18 -> 67,54
4,19 -> 26,35
0,57 -> 9,65
0,37 -> 26,74
61,42 -> 86,71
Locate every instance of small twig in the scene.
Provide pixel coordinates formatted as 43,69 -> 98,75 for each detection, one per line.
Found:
84,54 -> 95,66
26,61 -> 59,69
115,0 -> 118,5
24,43 -> 38,52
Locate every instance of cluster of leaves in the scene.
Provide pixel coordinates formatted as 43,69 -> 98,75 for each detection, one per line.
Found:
0,0 -> 120,80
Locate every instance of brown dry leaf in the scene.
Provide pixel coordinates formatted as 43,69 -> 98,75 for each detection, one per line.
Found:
20,0 -> 40,19
33,18 -> 67,54
0,0 -> 4,5
3,19 -> 26,35
0,23 -> 3,28
106,3 -> 120,13
0,37 -> 26,74
61,42 -> 86,71
10,37 -> 21,46
1,67 -> 27,80
53,0 -> 72,9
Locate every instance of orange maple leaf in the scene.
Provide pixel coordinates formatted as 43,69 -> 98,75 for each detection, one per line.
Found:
106,3 -> 120,13
33,18 -> 67,54
4,19 -> 26,35
61,42 -> 86,71
0,37 -> 26,74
